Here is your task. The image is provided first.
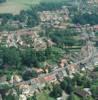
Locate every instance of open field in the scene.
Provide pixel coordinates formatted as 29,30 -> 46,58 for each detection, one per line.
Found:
37,90 -> 55,100
0,0 -> 66,14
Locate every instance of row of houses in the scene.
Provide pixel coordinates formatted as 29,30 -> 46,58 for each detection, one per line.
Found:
38,6 -> 69,22
0,18 -> 27,29
0,28 -> 49,50
39,6 -> 70,29
14,58 -> 80,97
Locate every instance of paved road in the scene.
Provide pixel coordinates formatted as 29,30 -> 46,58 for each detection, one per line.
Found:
13,41 -> 96,86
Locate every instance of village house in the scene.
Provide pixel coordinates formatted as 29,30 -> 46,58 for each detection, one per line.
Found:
19,84 -> 30,95
44,74 -> 57,83
7,20 -> 20,28
68,64 -> 78,75
33,38 -> 47,51
75,88 -> 91,99
0,27 -> 47,51
19,94 -> 27,100
27,78 -> 46,92
88,0 -> 98,4
38,7 -> 69,29
0,75 -> 7,83
56,70 -> 67,81
90,71 -> 98,80
83,88 -> 92,96
0,18 -> 2,25
47,39 -> 55,47
56,97 -> 63,100
93,25 -> 98,32
32,68 -> 44,75
6,34 -> 17,47
59,58 -> 68,68
10,75 -> 22,84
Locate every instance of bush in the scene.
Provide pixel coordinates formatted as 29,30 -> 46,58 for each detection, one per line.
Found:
22,70 -> 38,81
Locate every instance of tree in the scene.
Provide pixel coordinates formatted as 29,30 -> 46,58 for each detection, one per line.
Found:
21,34 -> 33,46
73,73 -> 91,88
22,70 -> 38,80
0,48 -> 4,68
72,13 -> 98,25
50,84 -> 62,98
0,84 -> 12,99
5,89 -> 19,100
73,73 -> 83,86
19,9 -> 39,27
91,85 -> 98,99
66,83 -> 73,94
27,96 -> 37,100
36,51 -> 46,62
93,67 -> 98,71
60,77 -> 74,94
3,47 -> 21,66
60,79 -> 68,91
0,0 -> 6,3
21,48 -> 38,67
45,47 -> 52,59
68,93 -> 80,100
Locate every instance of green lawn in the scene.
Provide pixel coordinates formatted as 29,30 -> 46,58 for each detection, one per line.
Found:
37,90 -> 55,100
93,81 -> 98,86
0,0 -> 66,14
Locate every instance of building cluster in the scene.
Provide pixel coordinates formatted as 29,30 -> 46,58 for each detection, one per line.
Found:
0,28 -> 49,51
12,41 -> 97,98
88,0 -> 98,4
38,6 -> 69,29
0,18 -> 27,29
15,70 -> 67,97
10,57 -> 81,98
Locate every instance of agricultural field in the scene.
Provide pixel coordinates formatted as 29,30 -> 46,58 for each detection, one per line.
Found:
0,0 -> 66,14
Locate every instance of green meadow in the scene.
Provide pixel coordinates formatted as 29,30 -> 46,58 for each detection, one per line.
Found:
0,0 -> 66,14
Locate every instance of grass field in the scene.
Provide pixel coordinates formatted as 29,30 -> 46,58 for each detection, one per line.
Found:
0,0 -> 66,14
37,90 -> 55,100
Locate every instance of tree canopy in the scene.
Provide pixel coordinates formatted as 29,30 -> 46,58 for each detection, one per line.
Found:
0,0 -> 6,3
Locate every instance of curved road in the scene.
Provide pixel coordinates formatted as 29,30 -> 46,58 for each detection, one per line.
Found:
14,41 -> 95,86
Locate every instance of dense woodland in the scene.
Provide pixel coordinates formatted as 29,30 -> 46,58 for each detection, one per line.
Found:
46,28 -> 82,47
72,13 -> 98,25
0,0 -> 6,3
0,46 -> 51,68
